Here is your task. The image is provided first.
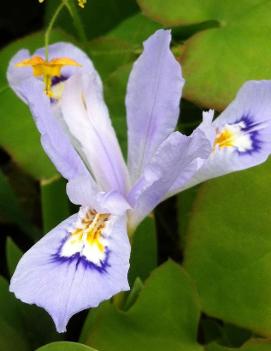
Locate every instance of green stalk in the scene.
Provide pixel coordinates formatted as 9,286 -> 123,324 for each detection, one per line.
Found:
44,1 -> 66,60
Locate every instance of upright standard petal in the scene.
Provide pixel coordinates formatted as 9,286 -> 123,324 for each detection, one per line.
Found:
10,209 -> 130,333
178,81 -> 271,191
128,130 -> 211,229
126,29 -> 185,183
60,73 -> 129,194
7,43 -> 95,180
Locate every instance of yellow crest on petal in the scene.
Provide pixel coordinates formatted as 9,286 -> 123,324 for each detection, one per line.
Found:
214,128 -> 235,149
16,56 -> 81,98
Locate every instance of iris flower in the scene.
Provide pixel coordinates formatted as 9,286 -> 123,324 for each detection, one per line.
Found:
7,29 -> 271,332
7,30 -> 211,332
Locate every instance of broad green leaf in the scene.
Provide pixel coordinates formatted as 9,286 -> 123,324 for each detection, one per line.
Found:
0,168 -> 38,239
0,30 -> 75,180
87,14 -> 159,81
87,36 -> 136,80
83,261 -> 203,351
138,0 -> 223,26
0,88 -> 55,179
108,13 -> 160,46
124,277 -> 144,311
184,159 -> 271,336
138,0 -> 271,110
36,341 -> 98,351
41,177 -> 70,233
178,186 -> 200,251
6,237 -> 23,276
128,216 -> 157,284
206,339 -> 271,351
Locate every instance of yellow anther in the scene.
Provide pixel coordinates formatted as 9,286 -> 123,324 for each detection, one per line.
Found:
214,128 -> 235,149
78,0 -> 87,8
16,56 -> 81,98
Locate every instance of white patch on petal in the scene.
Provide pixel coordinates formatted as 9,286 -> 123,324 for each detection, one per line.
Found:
51,81 -> 65,100
214,121 -> 253,153
59,207 -> 111,267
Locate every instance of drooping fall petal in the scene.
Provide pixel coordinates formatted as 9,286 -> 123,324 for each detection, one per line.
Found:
10,210 -> 130,333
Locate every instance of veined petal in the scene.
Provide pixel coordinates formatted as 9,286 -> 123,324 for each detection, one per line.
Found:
60,73 -> 129,194
179,81 -> 271,190
10,210 -> 130,333
128,130 -> 211,229
126,29 -> 184,183
7,43 -> 95,180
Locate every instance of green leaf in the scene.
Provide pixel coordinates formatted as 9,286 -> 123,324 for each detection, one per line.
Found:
87,37 -> 136,80
178,185 -> 200,251
6,237 -> 23,277
138,0 -> 271,110
40,177 -> 70,233
184,159 -> 271,336
36,342 -> 98,351
87,13 -> 160,85
108,13 -> 160,46
128,216 -> 157,284
0,88 -> 55,179
83,261 -> 203,351
0,30 -> 76,180
124,277 -> 144,311
0,168 -> 38,239
138,0 -> 222,26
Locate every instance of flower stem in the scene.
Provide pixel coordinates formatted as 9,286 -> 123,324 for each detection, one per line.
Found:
44,1 -> 66,61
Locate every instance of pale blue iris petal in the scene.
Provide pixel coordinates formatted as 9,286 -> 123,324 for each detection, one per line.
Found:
10,213 -> 130,333
126,29 -> 185,183
179,81 -> 271,191
60,73 -> 129,194
7,44 -> 93,180
128,130 -> 211,228
34,42 -> 95,78
67,175 -> 131,215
